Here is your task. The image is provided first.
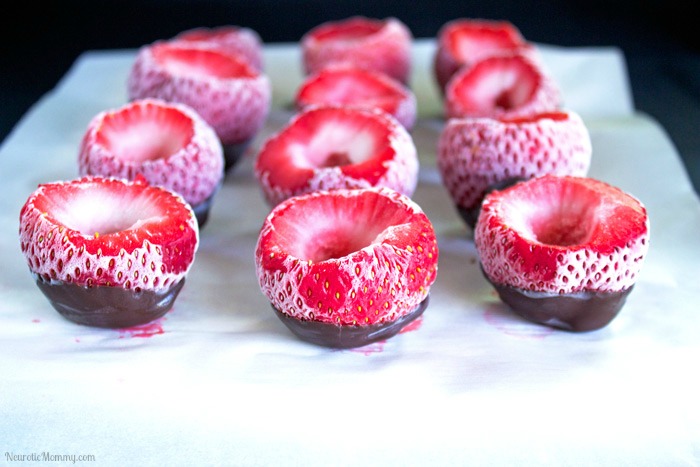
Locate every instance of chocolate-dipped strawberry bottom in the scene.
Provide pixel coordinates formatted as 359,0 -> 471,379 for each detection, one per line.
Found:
474,174 -> 650,332
35,278 -> 185,328
19,176 -> 199,328
255,187 -> 439,349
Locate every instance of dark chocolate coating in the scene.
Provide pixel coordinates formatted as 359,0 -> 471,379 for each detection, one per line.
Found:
457,205 -> 481,230
223,140 -> 252,173
487,277 -> 633,332
273,296 -> 429,348
35,278 -> 185,328
191,193 -> 215,228
191,181 -> 222,228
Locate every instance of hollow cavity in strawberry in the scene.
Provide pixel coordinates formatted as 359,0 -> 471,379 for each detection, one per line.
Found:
301,16 -> 413,85
295,65 -> 417,131
127,41 -> 271,172
254,105 -> 419,207
444,53 -> 560,120
433,18 -> 537,95
173,25 -> 264,71
78,98 -> 224,228
437,110 -> 592,229
19,176 -> 199,328
474,174 -> 650,332
255,187 -> 439,348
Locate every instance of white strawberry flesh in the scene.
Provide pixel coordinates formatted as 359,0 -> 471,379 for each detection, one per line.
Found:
434,19 -> 534,92
295,66 -> 417,130
173,25 -> 264,71
19,177 -> 199,292
437,110 -> 592,226
301,16 -> 413,84
445,53 -> 560,119
475,175 -> 650,295
255,187 -> 438,327
127,42 -> 271,147
254,105 -> 418,206
79,99 -> 224,210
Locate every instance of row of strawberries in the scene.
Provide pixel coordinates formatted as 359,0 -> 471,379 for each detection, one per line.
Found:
18,16 -> 649,347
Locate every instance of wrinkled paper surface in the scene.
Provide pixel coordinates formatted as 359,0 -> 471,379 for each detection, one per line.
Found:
1,40 -> 698,466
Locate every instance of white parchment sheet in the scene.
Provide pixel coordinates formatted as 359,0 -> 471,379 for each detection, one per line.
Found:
1,40 -> 698,466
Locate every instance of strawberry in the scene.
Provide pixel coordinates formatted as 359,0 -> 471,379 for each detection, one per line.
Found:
19,176 -> 200,328
474,174 -> 650,332
444,53 -> 561,120
254,187 -> 438,348
172,25 -> 264,71
254,105 -> 419,207
437,110 -> 592,228
294,65 -> 417,131
301,16 -> 413,85
433,18 -> 538,94
78,98 -> 224,228
127,41 -> 271,172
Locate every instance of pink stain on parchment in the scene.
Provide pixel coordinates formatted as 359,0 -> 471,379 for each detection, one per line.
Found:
483,306 -> 554,340
350,315 -> 425,355
118,317 -> 166,339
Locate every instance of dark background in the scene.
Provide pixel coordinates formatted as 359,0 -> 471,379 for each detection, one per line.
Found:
2,1 -> 698,193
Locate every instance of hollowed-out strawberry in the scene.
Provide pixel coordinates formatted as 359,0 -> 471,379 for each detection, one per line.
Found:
254,105 -> 419,206
301,16 -> 413,85
19,176 -> 199,328
255,187 -> 439,348
445,53 -> 561,120
173,25 -> 264,71
127,41 -> 271,172
474,174 -> 650,332
78,98 -> 224,228
294,65 -> 417,131
437,110 -> 592,228
433,18 -> 537,95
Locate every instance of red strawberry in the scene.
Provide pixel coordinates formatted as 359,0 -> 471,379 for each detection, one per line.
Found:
294,65 -> 417,131
127,41 -> 271,172
474,174 -> 650,332
433,18 -> 537,94
437,110 -> 592,228
301,16 -> 413,85
19,176 -> 200,328
255,187 -> 439,348
444,53 -> 561,120
173,25 -> 264,71
78,98 -> 224,228
254,105 -> 419,206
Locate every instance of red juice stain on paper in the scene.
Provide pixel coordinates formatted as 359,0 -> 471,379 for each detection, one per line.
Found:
350,341 -> 386,355
118,318 -> 166,339
483,306 -> 553,339
399,315 -> 423,334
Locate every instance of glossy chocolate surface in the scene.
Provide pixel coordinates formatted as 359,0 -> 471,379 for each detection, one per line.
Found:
35,278 -> 185,328
488,278 -> 633,332
273,296 -> 430,348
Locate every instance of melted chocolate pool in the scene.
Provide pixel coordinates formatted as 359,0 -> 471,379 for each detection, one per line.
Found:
273,297 -> 430,348
35,278 -> 185,328
487,277 -> 633,332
